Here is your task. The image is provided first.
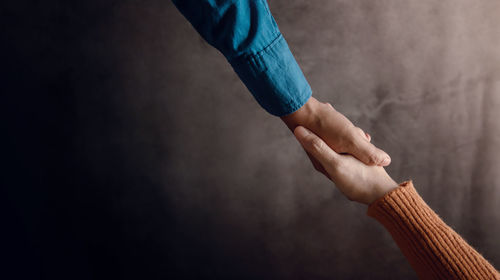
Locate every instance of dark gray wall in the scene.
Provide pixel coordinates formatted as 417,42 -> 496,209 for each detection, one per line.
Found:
3,0 -> 500,279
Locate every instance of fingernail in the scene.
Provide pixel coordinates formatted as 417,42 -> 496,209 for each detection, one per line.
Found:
294,126 -> 311,138
382,155 -> 391,166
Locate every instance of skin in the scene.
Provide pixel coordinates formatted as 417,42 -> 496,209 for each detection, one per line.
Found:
281,97 -> 391,178
293,126 -> 398,205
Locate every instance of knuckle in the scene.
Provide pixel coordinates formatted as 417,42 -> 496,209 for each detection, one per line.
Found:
366,155 -> 377,165
310,137 -> 325,152
350,127 -> 363,138
339,139 -> 355,154
346,130 -> 359,146
368,151 -> 383,165
335,161 -> 347,175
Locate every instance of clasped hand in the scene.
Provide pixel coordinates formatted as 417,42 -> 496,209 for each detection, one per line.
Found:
281,97 -> 398,204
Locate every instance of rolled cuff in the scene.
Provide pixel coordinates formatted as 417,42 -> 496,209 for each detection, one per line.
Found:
228,33 -> 312,116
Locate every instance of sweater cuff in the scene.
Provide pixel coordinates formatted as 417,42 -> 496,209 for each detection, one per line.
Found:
228,33 -> 312,117
367,180 -> 417,217
367,181 -> 500,279
367,181 -> 445,279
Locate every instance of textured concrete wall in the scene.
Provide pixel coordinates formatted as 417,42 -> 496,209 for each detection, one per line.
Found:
4,0 -> 500,279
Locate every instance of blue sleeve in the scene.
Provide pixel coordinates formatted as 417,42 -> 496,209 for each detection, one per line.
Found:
172,0 -> 312,116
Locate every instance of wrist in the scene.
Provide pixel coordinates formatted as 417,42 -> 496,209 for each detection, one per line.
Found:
280,96 -> 322,131
369,179 -> 399,204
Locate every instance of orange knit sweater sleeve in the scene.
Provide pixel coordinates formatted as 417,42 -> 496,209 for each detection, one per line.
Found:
367,181 -> 500,279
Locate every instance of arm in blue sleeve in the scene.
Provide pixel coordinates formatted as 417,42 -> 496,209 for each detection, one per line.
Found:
172,0 -> 312,116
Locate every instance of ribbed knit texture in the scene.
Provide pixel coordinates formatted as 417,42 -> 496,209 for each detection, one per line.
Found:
367,181 -> 500,279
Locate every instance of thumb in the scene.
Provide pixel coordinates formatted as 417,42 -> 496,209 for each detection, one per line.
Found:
351,137 -> 391,166
294,126 -> 338,167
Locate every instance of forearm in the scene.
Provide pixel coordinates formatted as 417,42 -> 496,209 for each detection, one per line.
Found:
368,181 -> 500,279
172,0 -> 311,116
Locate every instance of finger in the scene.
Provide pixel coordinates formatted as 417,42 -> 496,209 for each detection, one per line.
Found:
294,126 -> 338,167
306,151 -> 331,179
350,137 -> 391,166
355,127 -> 371,142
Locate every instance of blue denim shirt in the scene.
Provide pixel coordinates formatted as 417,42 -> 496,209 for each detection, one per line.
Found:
172,0 -> 312,116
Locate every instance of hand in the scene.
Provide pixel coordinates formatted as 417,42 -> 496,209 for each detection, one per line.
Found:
294,126 -> 398,205
281,97 -> 391,178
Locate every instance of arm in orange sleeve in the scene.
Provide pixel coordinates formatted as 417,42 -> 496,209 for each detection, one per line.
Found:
368,181 -> 500,279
